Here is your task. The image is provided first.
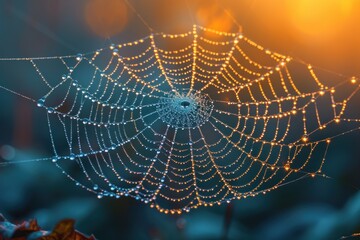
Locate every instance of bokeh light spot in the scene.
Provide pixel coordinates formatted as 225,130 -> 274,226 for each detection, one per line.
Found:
85,0 -> 129,38
0,145 -> 16,161
196,3 -> 235,33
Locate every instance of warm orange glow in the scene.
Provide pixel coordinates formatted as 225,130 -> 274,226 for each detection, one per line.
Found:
85,0 -> 129,38
284,164 -> 290,171
287,0 -> 354,37
196,4 -> 235,33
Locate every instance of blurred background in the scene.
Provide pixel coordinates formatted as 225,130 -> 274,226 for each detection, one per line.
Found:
0,0 -> 360,239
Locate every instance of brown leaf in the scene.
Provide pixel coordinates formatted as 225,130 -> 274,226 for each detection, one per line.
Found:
0,214 -> 95,240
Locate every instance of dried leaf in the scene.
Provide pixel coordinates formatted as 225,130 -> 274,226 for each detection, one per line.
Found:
0,214 -> 95,240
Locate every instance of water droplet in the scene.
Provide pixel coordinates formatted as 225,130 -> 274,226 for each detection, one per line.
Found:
37,98 -> 45,107
47,107 -> 54,114
76,54 -> 83,61
82,118 -> 90,124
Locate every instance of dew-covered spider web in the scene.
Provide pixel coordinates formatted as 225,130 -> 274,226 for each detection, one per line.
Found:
1,25 -> 360,214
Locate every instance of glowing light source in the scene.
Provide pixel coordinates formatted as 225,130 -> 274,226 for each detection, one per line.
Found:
287,0 -> 354,37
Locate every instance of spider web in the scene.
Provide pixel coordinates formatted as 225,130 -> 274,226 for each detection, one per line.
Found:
1,25 -> 360,214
